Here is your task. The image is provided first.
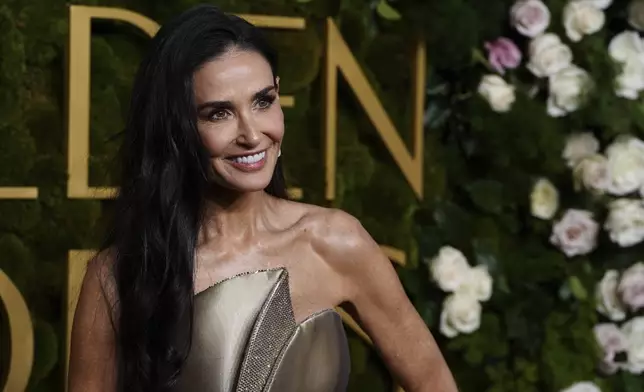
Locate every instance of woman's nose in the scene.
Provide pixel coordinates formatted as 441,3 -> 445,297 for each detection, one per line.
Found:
236,116 -> 261,147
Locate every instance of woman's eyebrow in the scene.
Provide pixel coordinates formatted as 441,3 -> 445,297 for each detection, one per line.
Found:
196,85 -> 276,112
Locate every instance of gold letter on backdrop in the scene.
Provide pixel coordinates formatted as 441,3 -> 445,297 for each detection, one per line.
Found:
0,270 -> 34,392
324,18 -> 426,200
67,6 -> 160,199
67,6 -> 304,200
0,188 -> 38,200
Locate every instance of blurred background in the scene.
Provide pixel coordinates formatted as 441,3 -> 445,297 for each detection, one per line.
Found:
2,0 -> 644,391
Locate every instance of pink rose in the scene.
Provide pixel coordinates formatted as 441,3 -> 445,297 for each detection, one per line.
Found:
618,262 -> 644,311
511,0 -> 551,38
485,38 -> 522,74
549,209 -> 599,257
594,323 -> 628,374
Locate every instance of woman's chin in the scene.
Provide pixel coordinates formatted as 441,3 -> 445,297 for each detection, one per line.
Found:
210,177 -> 274,195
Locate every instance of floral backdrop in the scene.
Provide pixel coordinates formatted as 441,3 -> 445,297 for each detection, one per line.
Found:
2,0 -> 644,390
390,0 -> 644,391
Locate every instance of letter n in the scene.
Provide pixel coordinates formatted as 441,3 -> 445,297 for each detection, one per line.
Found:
323,18 -> 426,200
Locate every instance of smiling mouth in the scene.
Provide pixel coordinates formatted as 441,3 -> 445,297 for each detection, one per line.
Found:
227,150 -> 266,164
224,150 -> 267,172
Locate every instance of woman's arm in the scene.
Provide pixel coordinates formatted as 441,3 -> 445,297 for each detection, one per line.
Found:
68,253 -> 118,391
318,210 -> 458,392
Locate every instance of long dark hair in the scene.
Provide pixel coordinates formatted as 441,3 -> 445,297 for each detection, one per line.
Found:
100,5 -> 288,391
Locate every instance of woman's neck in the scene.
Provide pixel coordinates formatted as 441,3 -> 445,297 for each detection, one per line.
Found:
199,187 -> 277,243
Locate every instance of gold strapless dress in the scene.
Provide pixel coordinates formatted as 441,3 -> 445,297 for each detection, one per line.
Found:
175,268 -> 351,392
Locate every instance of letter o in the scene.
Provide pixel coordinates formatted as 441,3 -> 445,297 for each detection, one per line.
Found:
0,270 -> 33,392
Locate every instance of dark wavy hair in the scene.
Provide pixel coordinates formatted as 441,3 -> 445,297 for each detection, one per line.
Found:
100,5 -> 287,391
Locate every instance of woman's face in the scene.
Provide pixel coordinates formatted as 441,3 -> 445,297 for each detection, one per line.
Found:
193,49 -> 284,193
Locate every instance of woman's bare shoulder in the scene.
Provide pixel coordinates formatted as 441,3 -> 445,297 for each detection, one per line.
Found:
287,203 -> 374,259
280,200 -> 355,230
80,248 -> 119,314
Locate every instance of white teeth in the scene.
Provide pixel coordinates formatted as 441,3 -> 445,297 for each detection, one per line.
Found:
232,151 -> 265,164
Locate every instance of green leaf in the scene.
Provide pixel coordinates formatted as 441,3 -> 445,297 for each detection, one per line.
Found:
471,48 -> 491,69
558,282 -> 572,301
568,275 -> 588,301
348,336 -> 369,374
497,275 -> 511,294
376,0 -> 401,21
515,357 -> 539,383
505,307 -> 529,340
425,102 -> 452,129
433,202 -> 473,248
28,319 -> 58,385
622,372 -> 644,392
419,301 -> 438,327
398,267 -> 422,298
426,83 -> 449,96
472,221 -> 500,274
466,180 -> 505,214
464,345 -> 484,365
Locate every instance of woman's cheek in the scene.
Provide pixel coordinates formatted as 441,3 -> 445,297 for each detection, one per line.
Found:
198,124 -> 232,157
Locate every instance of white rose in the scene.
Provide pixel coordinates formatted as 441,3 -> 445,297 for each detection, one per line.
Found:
510,0 -> 551,38
478,75 -> 516,112
594,323 -> 628,374
564,2 -> 605,42
573,154 -> 610,194
550,209 -> 599,257
609,31 -> 644,99
439,292 -> 482,338
618,262 -> 644,311
547,65 -> 592,117
457,265 -> 493,302
527,33 -> 574,78
605,136 -> 644,195
605,199 -> 644,247
561,381 -> 602,392
628,0 -> 644,31
621,316 -> 644,374
429,246 -> 471,292
572,0 -> 613,9
615,55 -> 644,99
563,132 -> 600,167
596,270 -> 627,321
609,31 -> 644,63
530,178 -> 559,219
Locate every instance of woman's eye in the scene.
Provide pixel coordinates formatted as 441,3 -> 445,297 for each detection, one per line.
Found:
256,96 -> 276,109
209,110 -> 229,121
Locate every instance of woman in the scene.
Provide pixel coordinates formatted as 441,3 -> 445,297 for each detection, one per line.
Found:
68,5 -> 457,392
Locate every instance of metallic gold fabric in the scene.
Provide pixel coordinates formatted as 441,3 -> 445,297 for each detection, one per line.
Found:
175,268 -> 350,392
264,310 -> 351,392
